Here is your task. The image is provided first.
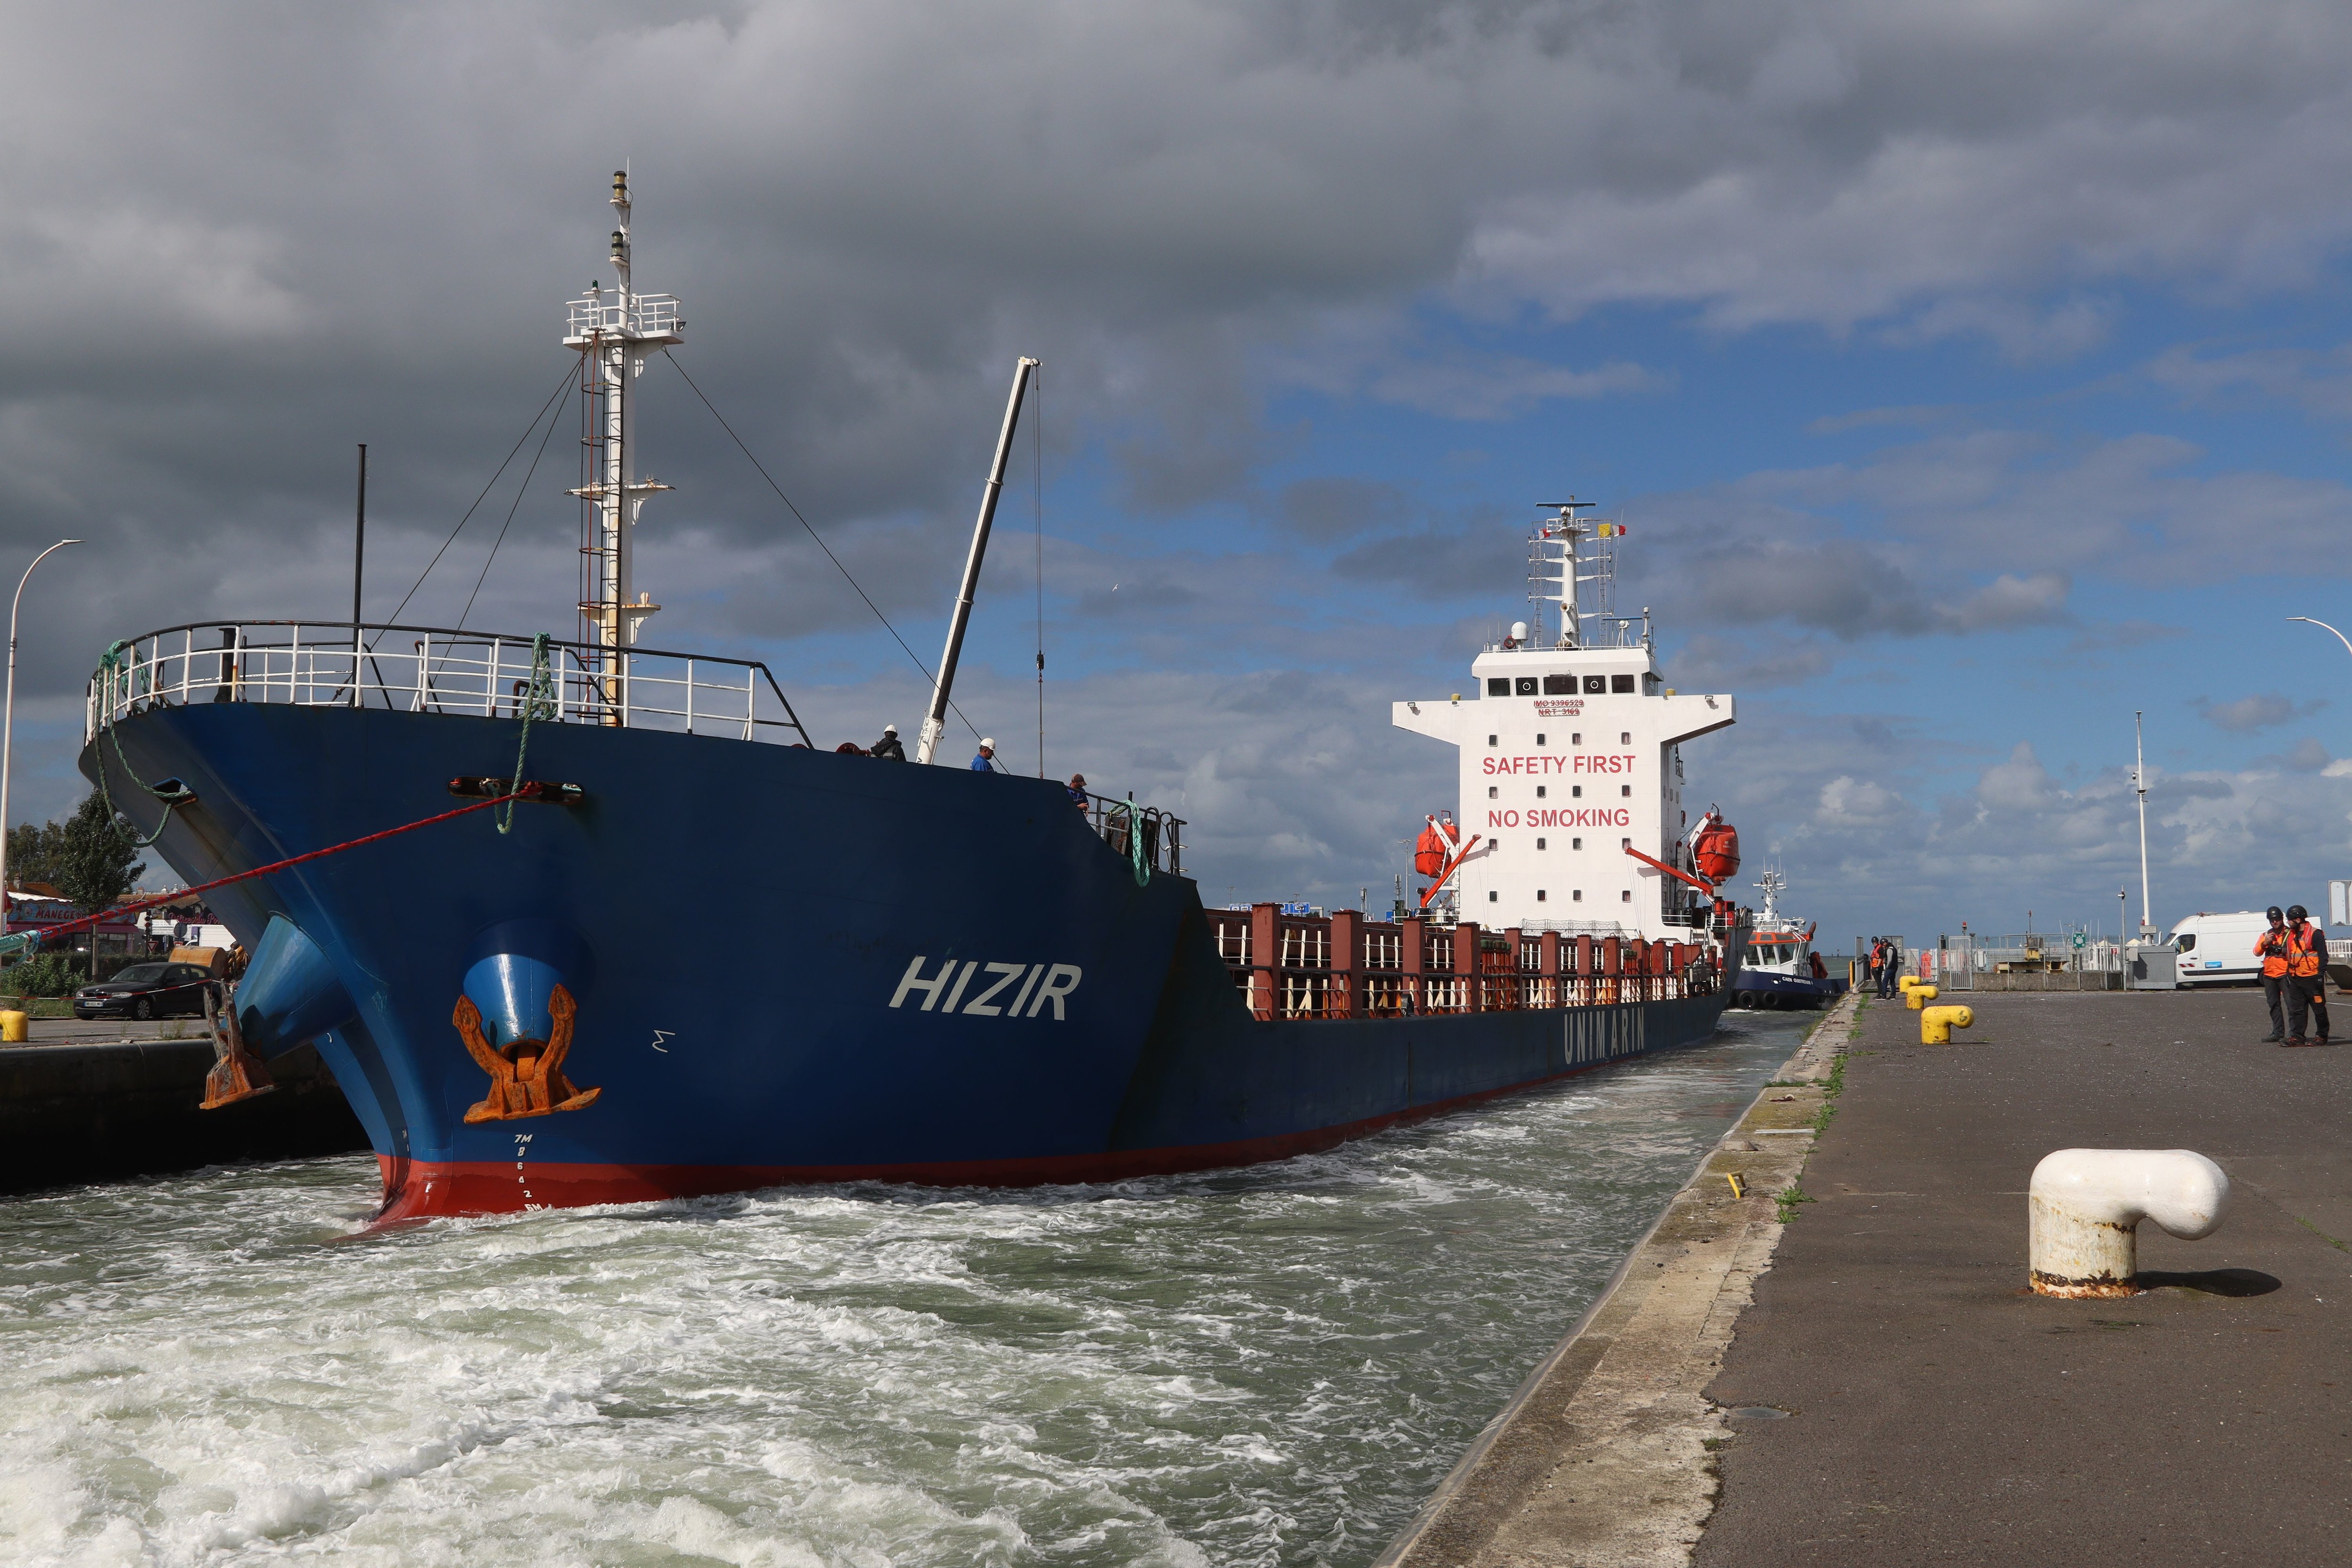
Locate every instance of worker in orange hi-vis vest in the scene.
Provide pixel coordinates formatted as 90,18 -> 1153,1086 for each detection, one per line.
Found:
2280,904 -> 2329,1047
2254,905 -> 2291,1043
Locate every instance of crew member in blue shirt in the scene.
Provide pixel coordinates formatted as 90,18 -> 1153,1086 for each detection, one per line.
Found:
971,738 -> 999,772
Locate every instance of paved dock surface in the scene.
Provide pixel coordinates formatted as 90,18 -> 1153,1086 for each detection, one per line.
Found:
5,1017 -> 186,1047
1698,990 -> 2349,1564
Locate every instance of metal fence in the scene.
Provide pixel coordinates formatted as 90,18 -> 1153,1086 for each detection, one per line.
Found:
1922,938 -> 2126,992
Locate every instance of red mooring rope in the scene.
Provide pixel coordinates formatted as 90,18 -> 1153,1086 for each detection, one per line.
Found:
14,788 -> 531,952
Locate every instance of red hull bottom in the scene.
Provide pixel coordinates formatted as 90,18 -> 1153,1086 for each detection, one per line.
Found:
370,1065 -> 1602,1224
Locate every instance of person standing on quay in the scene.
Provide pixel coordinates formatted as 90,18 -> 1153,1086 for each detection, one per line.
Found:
2282,904 -> 2329,1047
2254,905 -> 2291,1043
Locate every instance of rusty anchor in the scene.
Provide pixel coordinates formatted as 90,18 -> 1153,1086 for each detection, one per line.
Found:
454,982 -> 600,1124
199,983 -> 278,1110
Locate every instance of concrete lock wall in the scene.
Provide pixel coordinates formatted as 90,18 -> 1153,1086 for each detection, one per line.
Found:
0,1041 -> 368,1195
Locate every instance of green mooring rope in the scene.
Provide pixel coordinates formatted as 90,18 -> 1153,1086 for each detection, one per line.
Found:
91,640 -> 183,848
496,633 -> 558,835
1122,803 -> 1151,888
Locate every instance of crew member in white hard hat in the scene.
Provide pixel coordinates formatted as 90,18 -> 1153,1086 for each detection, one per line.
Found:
970,738 -> 999,772
870,723 -> 906,761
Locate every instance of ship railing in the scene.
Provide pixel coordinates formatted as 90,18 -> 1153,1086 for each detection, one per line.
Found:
1207,903 -> 1720,1020
564,293 -> 683,340
1076,789 -> 1185,878
86,621 -> 814,748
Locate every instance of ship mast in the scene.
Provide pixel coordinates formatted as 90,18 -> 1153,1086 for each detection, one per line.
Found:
564,170 -> 683,715
1529,500 -> 1610,649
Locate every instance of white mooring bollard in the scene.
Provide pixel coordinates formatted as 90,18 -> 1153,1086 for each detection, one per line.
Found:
2028,1149 -> 2230,1297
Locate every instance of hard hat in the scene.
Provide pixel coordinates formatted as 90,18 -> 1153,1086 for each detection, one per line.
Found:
980,738 -> 996,749
2268,905 -> 2284,921
883,723 -> 897,734
2288,904 -> 2309,921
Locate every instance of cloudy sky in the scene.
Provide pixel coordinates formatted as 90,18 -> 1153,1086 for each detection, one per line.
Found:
8,0 -> 2352,946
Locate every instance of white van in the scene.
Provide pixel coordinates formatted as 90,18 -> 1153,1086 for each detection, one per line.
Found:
2169,907 -> 2324,987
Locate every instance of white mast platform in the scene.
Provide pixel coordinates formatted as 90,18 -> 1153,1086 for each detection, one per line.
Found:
564,170 -> 683,704
1392,502 -> 1735,939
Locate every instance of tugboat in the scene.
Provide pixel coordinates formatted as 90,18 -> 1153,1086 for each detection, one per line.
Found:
72,176 -> 1752,1221
1727,867 -> 1843,1010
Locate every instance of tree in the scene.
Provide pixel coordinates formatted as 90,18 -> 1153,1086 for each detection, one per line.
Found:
5,818 -> 69,889
54,792 -> 144,915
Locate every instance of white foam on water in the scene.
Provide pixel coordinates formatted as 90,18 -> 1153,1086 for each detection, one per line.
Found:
0,1014 -> 1807,1567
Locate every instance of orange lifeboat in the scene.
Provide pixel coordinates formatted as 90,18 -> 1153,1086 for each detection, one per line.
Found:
1414,822 -> 1447,878
1693,814 -> 1741,883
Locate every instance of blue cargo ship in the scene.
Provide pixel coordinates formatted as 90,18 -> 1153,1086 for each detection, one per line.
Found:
76,177 -> 1748,1222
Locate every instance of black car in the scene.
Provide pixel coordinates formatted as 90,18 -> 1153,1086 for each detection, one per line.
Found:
74,963 -> 220,1021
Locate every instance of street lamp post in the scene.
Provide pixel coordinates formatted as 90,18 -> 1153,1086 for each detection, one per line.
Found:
2287,616 -> 2352,660
0,539 -> 84,933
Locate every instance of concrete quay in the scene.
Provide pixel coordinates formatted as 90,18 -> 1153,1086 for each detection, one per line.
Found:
0,1037 -> 367,1196
1382,987 -> 2350,1567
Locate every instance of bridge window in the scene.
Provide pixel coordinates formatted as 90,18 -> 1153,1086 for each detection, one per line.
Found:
1543,674 -> 1574,695
1612,674 -> 1635,692
1487,677 -> 1509,697
1516,677 -> 1539,695
1582,675 -> 1606,694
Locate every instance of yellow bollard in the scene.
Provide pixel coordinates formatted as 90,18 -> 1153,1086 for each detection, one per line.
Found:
0,1010 -> 27,1043
1905,983 -> 1938,1010
1921,1004 -> 1973,1043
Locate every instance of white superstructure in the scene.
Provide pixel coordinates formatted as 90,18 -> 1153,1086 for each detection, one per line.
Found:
1391,503 -> 1734,939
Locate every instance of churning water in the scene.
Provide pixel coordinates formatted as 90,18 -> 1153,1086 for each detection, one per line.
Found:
1,1013 -> 1806,1568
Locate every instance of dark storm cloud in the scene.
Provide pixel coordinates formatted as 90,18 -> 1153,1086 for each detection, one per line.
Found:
6,1 -> 2350,641
1273,478 -> 1414,542
2194,692 -> 2323,733
10,0 -> 2352,875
